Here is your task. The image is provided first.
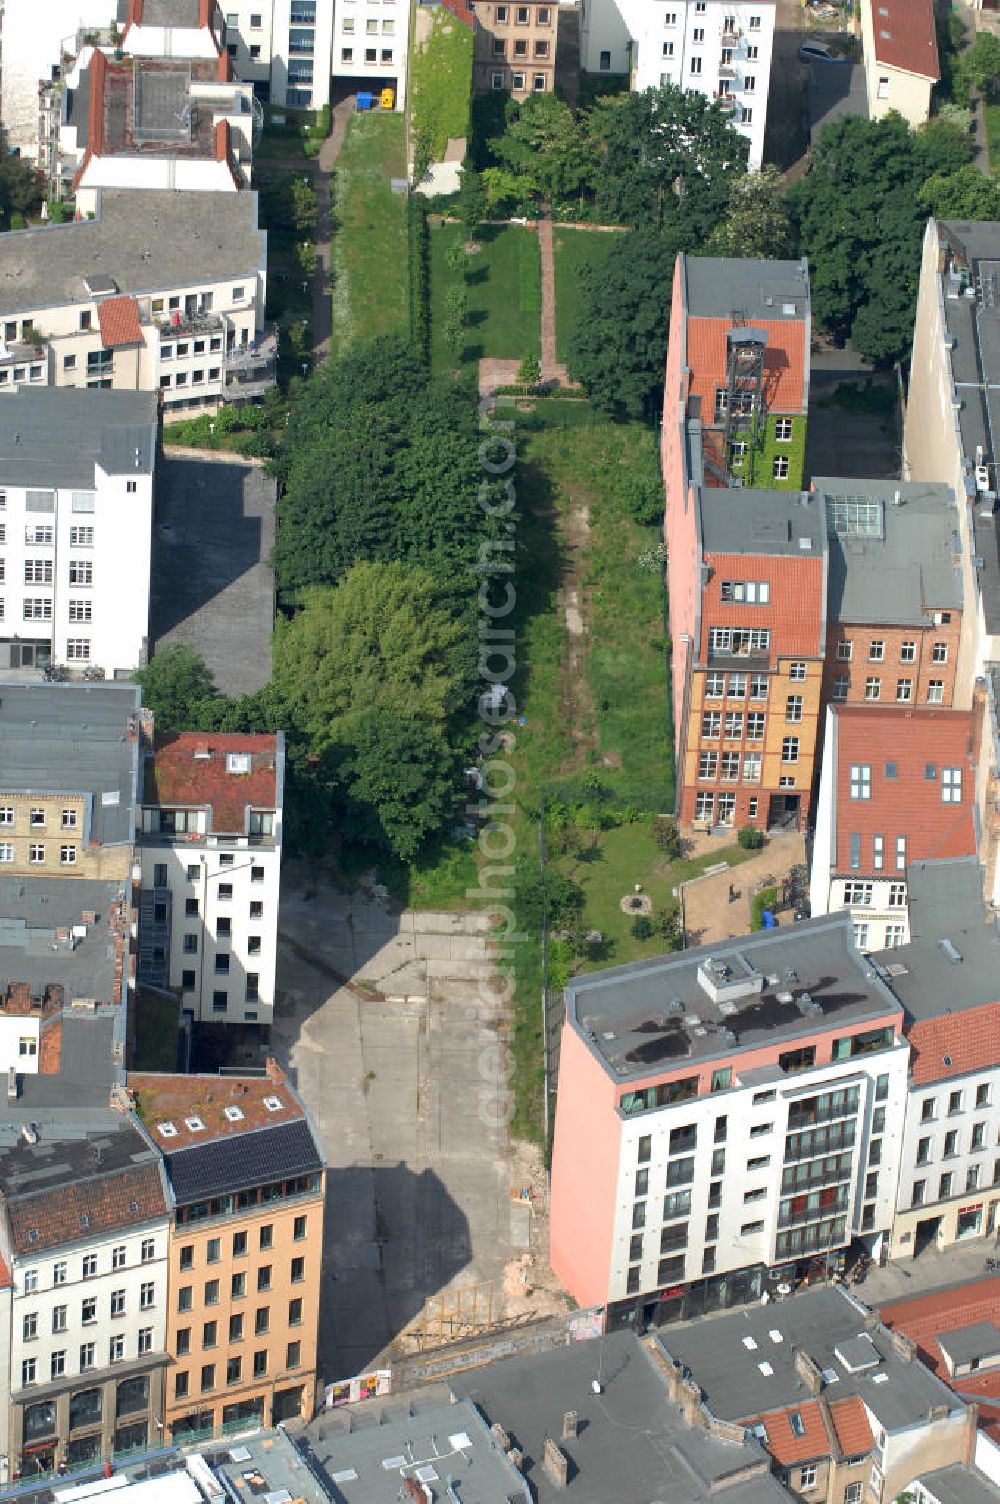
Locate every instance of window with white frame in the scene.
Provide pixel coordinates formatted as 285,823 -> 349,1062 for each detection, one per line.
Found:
843,881 -> 873,906
789,662 -> 806,681
721,580 -> 769,604
932,641 -> 948,663
724,711 -> 743,737
833,675 -> 849,701
884,924 -> 905,948
896,678 -> 912,702
705,673 -> 724,698
746,712 -> 765,739
850,764 -> 871,800
702,712 -> 721,738
773,455 -> 788,480
717,793 -> 735,824
775,418 -> 792,440
900,640 -> 915,662
66,640 -> 91,661
865,677 -> 881,701
720,752 -> 740,781
927,680 -> 944,703
743,753 -> 761,782
836,640 -> 852,660
781,737 -> 799,763
942,767 -> 962,802
869,640 -> 884,661
695,792 -> 714,821
873,835 -> 883,870
854,922 -> 869,949
896,836 -> 906,871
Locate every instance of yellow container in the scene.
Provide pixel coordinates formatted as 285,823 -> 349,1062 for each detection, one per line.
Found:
380,86 -> 395,110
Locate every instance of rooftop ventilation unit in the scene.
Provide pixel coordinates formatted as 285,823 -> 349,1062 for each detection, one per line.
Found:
697,954 -> 764,1006
667,998 -> 685,1015
939,938 -> 963,964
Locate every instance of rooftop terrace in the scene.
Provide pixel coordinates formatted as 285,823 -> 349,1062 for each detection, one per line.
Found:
567,914 -> 903,1082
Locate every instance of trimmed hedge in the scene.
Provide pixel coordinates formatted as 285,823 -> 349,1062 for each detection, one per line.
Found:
408,196 -> 430,366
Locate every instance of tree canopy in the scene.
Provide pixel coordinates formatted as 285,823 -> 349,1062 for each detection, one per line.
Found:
789,113 -> 973,363
566,228 -> 679,420
272,340 -> 487,594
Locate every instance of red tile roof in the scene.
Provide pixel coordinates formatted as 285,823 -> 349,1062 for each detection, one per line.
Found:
128,1062 -> 302,1149
440,0 -> 476,27
7,1162 -> 166,1255
97,295 -> 143,350
870,0 -> 939,81
699,552 -> 826,660
882,1278 -> 1000,1393
829,1396 -> 873,1457
687,316 -> 807,417
830,707 -> 975,875
742,1401 -> 828,1465
907,999 -> 1000,1085
144,732 -> 279,833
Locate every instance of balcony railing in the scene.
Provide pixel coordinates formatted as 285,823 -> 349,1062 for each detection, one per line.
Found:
781,1154 -> 853,1195
224,363 -> 277,399
224,329 -> 278,368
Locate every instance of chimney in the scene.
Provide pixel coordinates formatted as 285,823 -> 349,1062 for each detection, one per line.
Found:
508,1447 -> 524,1472
794,1350 -> 823,1395
542,1437 -> 569,1488
680,1378 -> 705,1429
562,1411 -> 578,1441
891,1331 -> 916,1363
491,1422 -> 511,1452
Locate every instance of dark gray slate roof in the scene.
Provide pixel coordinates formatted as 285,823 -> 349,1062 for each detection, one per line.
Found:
0,389 -> 157,489
164,1117 -> 323,1203
0,680 -> 141,845
0,189 -> 265,314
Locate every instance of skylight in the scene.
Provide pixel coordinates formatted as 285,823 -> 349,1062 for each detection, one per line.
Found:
224,1105 -> 245,1123
826,495 -> 884,539
263,1095 -> 283,1113
157,1121 -> 178,1138
743,1336 -> 758,1350
758,1361 -> 774,1376
185,1116 -> 205,1133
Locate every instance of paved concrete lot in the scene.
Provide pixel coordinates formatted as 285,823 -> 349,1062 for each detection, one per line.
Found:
272,864 -> 514,1384
150,454 -> 276,695
805,373 -> 901,483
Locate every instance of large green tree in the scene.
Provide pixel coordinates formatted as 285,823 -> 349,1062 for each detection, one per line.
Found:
492,92 -> 596,207
272,340 -> 484,593
135,646 -> 223,729
708,165 -> 793,259
272,565 -> 471,859
789,113 -> 971,363
584,85 -> 748,235
566,228 -> 679,419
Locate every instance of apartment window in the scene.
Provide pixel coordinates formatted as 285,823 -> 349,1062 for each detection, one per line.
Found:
921,1098 -> 936,1123
80,1343 -> 95,1371
773,455 -> 789,480
51,1350 -> 66,1380
139,1282 -> 154,1310
138,1328 -> 153,1357
885,924 -> 905,948
110,1289 -> 125,1319
28,843 -> 45,865
740,106 -> 753,124
916,1137 -> 930,1165
695,793 -> 714,821
868,640 -> 884,662
342,47 -> 353,60
22,1358 -> 37,1387
949,1089 -> 963,1115
66,640 -> 91,662
52,1305 -> 66,1334
68,560 -> 92,586
850,764 -> 871,800
702,711 -> 721,739
973,1120 -> 987,1150
257,1265 -> 272,1293
928,680 -> 944,703
109,1334 -> 125,1364
255,1307 -> 270,1337
721,580 -> 770,605
781,737 -> 799,764
140,1238 -> 155,1264
0,844 -> 12,865
744,73 -> 756,91
978,1083 -> 991,1109
201,1365 -> 215,1393
287,1341 -> 302,1369
940,1171 -> 953,1199
896,678 -> 913,702
932,641 -> 948,663
896,836 -> 906,872
175,1372 -> 189,1400
663,40 -> 674,55
698,751 -> 718,780
599,49 -> 611,68
692,25 -> 705,39
900,640 -> 915,662
911,1180 -> 926,1207
638,1135 -> 651,1164
942,767 -> 962,803
833,675 -> 849,701
203,1320 -> 218,1350
836,640 -> 853,661
968,1164 -> 981,1192
775,418 -> 793,441
785,695 -> 802,723
724,711 -> 743,738
865,677 -> 881,701
690,56 -> 703,73
231,1272 -> 246,1299
252,865 -> 265,883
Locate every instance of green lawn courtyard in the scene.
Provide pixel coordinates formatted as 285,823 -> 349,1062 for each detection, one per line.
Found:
331,113 -> 409,355
429,221 -> 541,377
552,226 -> 618,363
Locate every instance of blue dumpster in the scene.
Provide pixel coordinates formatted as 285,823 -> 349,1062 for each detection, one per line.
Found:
357,92 -> 375,111
761,909 -> 777,930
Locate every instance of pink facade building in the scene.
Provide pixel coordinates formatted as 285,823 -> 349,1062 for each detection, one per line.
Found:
549,914 -> 908,1330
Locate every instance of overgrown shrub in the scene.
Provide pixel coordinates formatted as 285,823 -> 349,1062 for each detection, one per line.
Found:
407,197 -> 431,365
738,825 -> 764,850
653,816 -> 682,860
631,915 -> 654,941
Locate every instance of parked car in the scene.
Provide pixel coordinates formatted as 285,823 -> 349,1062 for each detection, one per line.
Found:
799,40 -> 849,62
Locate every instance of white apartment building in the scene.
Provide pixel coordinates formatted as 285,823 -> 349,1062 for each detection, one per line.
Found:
0,0 -> 115,162
0,189 -> 273,414
550,915 -> 910,1329
810,705 -> 977,954
0,389 -> 158,678
0,1124 -> 170,1477
138,733 -> 285,1031
904,219 -> 1000,704
224,0 -> 406,111
580,0 -> 775,168
45,47 -> 260,211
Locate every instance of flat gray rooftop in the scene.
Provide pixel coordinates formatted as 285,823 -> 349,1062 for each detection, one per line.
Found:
0,680 -> 140,844
0,876 -> 126,1006
699,487 -> 825,558
872,869 -> 1000,1023
0,190 -> 265,315
150,455 -> 276,695
0,1118 -> 152,1203
567,914 -> 902,1082
299,1396 -> 530,1503
935,222 -> 1000,635
0,1010 -> 117,1139
662,1285 -> 959,1434
918,1465 -> 1000,1504
816,477 -> 962,625
937,1320 -> 1000,1367
683,255 -> 810,322
0,388 -> 157,489
141,0 -> 204,23
446,1332 -> 789,1504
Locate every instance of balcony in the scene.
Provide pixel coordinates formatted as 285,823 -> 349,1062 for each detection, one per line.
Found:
224,328 -> 278,369
224,362 -> 277,400
713,94 -> 738,114
781,1154 -> 853,1195
157,311 -> 226,339
778,1186 -> 850,1229
784,1121 -> 856,1163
